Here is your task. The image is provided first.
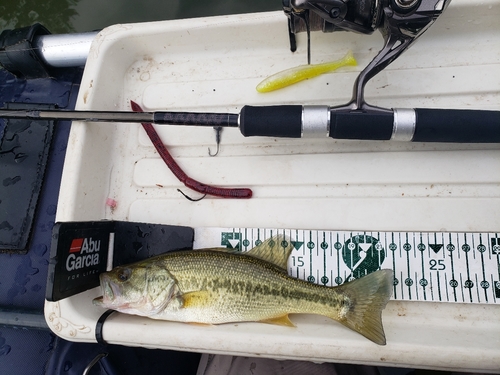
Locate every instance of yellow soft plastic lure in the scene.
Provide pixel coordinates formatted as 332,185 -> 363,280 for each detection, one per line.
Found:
256,51 -> 357,93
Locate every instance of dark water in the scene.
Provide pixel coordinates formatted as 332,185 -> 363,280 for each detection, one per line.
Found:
0,0 -> 281,34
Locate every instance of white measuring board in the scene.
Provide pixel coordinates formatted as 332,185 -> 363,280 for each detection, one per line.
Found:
194,228 -> 500,305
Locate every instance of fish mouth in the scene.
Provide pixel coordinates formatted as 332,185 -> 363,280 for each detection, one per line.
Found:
92,296 -> 104,307
93,274 -> 118,308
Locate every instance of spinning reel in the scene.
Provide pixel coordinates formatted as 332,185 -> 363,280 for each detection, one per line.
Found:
283,0 -> 452,109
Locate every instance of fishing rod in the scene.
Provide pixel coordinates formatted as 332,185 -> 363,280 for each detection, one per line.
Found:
1,103 -> 500,143
1,0 -> 499,143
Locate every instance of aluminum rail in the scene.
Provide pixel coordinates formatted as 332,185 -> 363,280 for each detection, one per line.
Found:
0,306 -> 49,330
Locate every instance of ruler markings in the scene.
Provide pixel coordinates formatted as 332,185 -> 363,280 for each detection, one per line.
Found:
448,233 -> 457,302
463,234 -> 469,302
405,232 -> 412,300
459,273 -> 464,303
430,272 -> 435,301
479,234 -> 488,302
308,231 -> 313,283
471,234 -> 479,303
390,233 -> 397,299
200,228 -> 500,305
475,273 -> 480,303
335,232 -> 340,285
491,274 -> 497,304
495,234 -> 500,303
411,234 -> 416,299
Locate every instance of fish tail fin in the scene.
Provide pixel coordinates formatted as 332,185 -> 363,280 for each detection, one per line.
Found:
334,269 -> 393,345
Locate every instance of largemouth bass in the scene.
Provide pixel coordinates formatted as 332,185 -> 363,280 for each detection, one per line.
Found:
256,51 -> 357,93
93,237 -> 393,345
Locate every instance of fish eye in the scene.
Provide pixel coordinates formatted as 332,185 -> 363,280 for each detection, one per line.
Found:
117,268 -> 131,282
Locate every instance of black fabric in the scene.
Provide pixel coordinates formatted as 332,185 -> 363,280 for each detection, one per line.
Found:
0,23 -> 51,79
0,328 -> 54,375
0,103 -> 55,253
0,67 -> 82,310
45,337 -> 200,375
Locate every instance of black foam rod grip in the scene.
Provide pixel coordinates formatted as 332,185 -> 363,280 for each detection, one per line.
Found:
239,105 -> 302,137
329,110 -> 394,140
413,109 -> 500,143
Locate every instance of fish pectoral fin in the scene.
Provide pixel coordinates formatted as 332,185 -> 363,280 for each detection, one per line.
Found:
259,314 -> 295,327
182,291 -> 214,309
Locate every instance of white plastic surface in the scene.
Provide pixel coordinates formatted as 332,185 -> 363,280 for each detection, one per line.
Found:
46,0 -> 500,372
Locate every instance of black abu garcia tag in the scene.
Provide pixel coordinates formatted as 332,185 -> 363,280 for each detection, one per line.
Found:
46,221 -> 194,302
46,221 -> 113,302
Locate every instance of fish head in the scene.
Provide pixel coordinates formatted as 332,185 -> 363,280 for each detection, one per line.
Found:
93,261 -> 179,317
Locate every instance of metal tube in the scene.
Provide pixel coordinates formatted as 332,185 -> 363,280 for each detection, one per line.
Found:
33,31 -> 99,68
0,307 -> 49,330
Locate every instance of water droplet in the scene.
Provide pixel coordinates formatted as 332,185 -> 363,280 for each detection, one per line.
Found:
31,284 -> 42,292
10,122 -> 31,133
33,243 -> 48,256
0,343 -> 11,356
0,221 -> 13,231
6,257 -> 40,302
136,226 -> 150,238
133,242 -> 143,253
2,176 -> 21,186
46,204 -> 57,215
14,153 -> 27,163
63,360 -> 73,371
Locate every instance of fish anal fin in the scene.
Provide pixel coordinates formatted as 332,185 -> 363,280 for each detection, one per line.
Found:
182,291 -> 213,309
187,322 -> 213,327
259,314 -> 295,327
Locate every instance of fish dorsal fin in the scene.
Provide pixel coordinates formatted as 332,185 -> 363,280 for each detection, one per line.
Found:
245,235 -> 293,270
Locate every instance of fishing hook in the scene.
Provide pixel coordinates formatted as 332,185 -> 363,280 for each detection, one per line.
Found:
83,353 -> 108,375
208,126 -> 222,157
177,189 -> 207,202
131,100 -> 252,199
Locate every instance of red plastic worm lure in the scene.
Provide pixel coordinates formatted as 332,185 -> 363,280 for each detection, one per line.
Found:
131,101 -> 252,199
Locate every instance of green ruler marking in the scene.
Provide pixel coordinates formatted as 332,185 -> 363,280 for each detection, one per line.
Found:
194,227 -> 500,304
